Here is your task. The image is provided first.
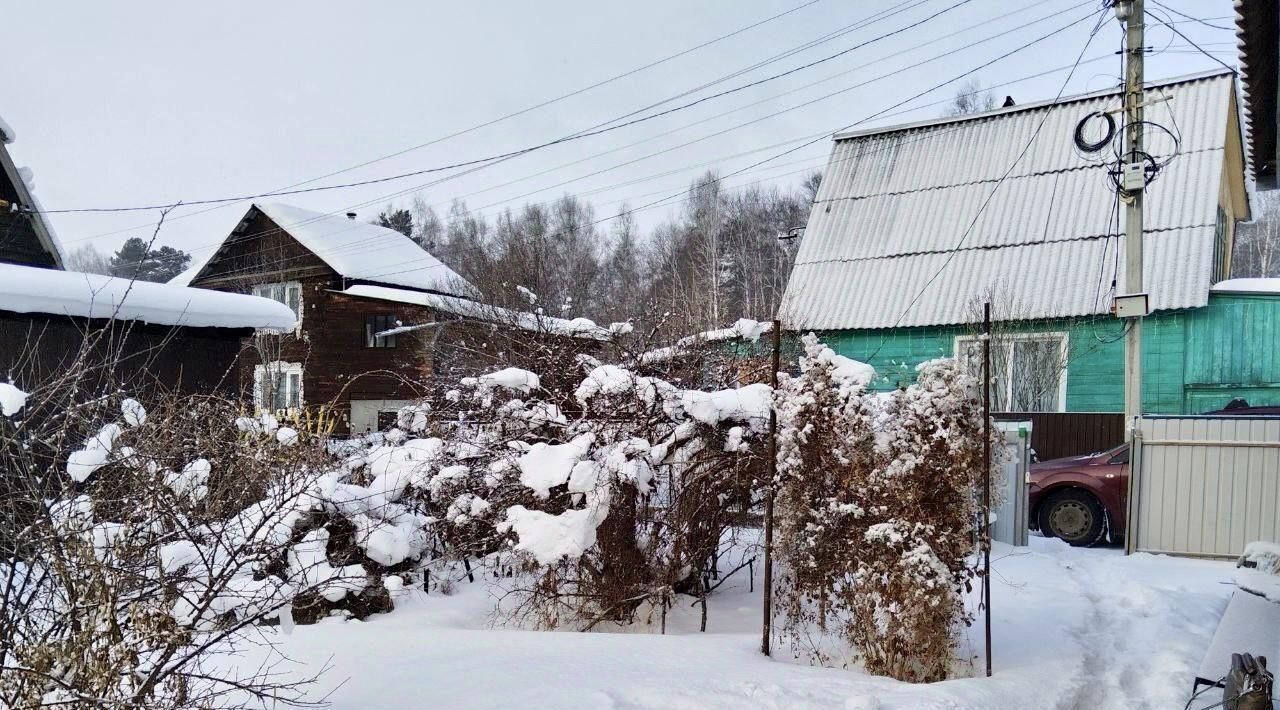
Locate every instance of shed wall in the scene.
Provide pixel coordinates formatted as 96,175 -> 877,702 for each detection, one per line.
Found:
818,294 -> 1280,414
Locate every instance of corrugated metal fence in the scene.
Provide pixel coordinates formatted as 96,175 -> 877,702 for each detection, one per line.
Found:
994,412 -> 1125,460
1129,416 -> 1280,558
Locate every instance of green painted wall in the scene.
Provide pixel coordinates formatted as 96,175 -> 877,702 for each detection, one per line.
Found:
817,293 -> 1280,414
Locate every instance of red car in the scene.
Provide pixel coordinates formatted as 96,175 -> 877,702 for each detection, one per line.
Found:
1029,443 -> 1129,546
1030,401 -> 1280,546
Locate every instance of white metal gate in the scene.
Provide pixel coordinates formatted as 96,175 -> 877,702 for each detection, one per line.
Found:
1129,416 -> 1280,558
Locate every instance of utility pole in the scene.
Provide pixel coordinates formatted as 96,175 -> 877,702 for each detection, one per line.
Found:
1118,0 -> 1147,431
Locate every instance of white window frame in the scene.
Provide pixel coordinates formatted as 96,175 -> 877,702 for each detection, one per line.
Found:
253,361 -> 304,413
954,331 -> 1069,412
252,281 -> 303,333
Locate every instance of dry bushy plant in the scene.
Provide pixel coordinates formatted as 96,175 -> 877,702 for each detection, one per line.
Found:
774,336 -> 1002,682
356,335 -> 768,633
0,353 -> 397,707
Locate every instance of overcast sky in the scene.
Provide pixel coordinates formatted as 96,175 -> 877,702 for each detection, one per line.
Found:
4,0 -> 1236,267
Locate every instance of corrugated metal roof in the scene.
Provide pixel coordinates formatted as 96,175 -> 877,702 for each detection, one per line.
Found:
1235,0 -> 1277,179
781,71 -> 1237,330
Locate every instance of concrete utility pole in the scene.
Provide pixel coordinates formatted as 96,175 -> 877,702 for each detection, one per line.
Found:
1119,0 -> 1147,430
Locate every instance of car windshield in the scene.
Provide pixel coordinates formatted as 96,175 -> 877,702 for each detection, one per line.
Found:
1103,443 -> 1129,464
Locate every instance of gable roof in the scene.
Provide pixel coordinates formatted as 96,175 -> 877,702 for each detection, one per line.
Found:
781,70 -> 1241,331
175,202 -> 477,298
1236,0 -> 1277,180
0,113 -> 64,268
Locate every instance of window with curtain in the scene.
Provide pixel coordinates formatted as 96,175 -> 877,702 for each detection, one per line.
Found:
253,362 -> 302,411
956,332 -> 1068,412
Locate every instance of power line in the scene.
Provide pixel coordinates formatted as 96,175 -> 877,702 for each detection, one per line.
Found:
1145,5 -> 1238,75
267,1 -> 1096,256
56,0 -> 827,242
1148,1 -> 1234,32
358,10 -> 1104,286
34,0 -> 979,216
162,8 -> 1103,285
445,0 -> 1089,218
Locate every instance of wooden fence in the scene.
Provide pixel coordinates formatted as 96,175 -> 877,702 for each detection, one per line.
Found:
992,412 -> 1125,461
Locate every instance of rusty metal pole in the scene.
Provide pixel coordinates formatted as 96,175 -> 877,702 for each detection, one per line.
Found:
761,319 -> 781,656
982,302 -> 993,677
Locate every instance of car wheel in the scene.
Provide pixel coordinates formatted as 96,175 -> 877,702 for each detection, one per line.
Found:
1038,489 -> 1105,547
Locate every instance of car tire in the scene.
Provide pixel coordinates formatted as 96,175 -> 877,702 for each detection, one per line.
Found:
1038,489 -> 1106,547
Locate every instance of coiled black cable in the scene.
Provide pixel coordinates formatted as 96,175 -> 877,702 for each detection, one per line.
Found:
1074,110 -> 1116,152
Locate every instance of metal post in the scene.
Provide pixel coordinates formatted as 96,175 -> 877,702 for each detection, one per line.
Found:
1122,0 -> 1145,432
761,319 -> 781,656
982,302 -> 993,677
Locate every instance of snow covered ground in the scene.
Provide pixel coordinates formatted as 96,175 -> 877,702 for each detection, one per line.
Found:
244,535 -> 1234,709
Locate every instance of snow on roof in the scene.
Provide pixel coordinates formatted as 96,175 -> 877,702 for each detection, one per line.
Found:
0,113 -> 14,144
334,284 -> 611,340
0,262 -> 297,329
639,319 -> 772,364
1211,278 -> 1280,295
235,203 -> 477,297
781,71 -> 1238,330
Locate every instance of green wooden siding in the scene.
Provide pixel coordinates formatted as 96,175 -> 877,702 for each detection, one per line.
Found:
816,293 -> 1280,413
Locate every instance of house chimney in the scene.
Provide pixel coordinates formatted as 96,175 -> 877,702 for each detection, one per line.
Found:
346,212 -> 357,220
1002,96 -> 1016,108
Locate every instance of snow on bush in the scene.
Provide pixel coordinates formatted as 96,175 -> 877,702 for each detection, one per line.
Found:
774,334 -> 1002,682
1,381 -> 28,416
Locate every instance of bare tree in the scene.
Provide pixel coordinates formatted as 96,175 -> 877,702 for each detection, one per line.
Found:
946,77 -> 998,116
963,284 -> 1072,413
64,244 -> 113,275
1234,190 -> 1280,277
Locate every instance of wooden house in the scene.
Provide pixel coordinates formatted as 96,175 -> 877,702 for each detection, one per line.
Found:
175,202 -> 608,434
0,118 -> 296,397
779,70 -> 1280,415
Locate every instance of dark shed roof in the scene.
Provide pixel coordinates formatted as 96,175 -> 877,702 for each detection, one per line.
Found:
1237,0 -> 1278,180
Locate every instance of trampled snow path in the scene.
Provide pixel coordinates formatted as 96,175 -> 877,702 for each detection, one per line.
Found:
1052,549 -> 1228,710
228,537 -> 1232,709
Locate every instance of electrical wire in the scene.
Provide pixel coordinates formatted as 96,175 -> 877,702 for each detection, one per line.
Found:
359,9 -> 1106,285
34,0 -> 978,216
1146,5 -> 1239,76
413,0 -> 1088,221
1150,1 -> 1235,32
54,0 -> 832,242
188,8 -> 1104,291
100,7 -> 1107,281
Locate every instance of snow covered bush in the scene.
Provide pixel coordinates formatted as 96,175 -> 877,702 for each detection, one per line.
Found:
360,355 -> 769,631
773,336 -> 1002,682
0,384 -> 397,707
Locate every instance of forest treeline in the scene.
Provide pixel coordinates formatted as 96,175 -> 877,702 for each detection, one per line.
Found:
378,169 -> 821,330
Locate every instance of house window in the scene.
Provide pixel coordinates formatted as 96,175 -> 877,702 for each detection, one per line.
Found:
1212,205 -> 1230,282
365,314 -> 398,348
252,281 -> 303,323
253,361 -> 303,411
955,332 -> 1068,412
